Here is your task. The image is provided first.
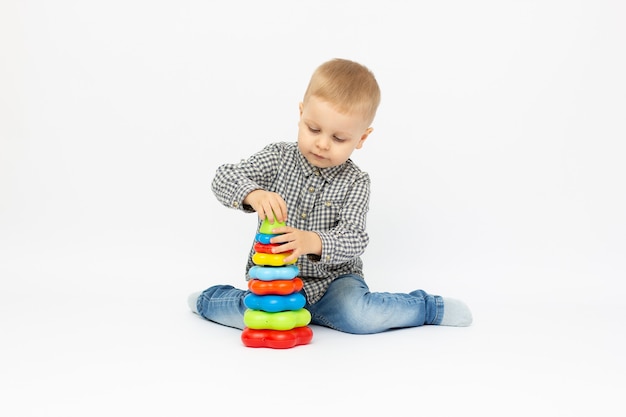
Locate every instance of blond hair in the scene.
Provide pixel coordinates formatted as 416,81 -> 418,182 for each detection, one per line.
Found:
303,58 -> 381,124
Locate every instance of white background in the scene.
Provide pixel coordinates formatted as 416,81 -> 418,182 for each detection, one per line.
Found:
1,1 -> 625,415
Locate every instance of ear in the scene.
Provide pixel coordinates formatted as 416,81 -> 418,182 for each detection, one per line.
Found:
355,127 -> 373,149
299,102 -> 304,116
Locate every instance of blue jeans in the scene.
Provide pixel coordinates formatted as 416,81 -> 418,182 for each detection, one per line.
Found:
195,274 -> 444,334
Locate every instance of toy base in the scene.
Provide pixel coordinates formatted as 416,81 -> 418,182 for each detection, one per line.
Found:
241,326 -> 313,349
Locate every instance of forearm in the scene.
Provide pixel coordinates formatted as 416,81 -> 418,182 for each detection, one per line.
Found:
315,226 -> 369,264
268,227 -> 323,264
211,165 -> 260,212
211,143 -> 283,212
314,175 -> 370,264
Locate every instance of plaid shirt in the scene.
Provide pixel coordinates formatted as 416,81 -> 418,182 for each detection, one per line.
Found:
211,141 -> 370,304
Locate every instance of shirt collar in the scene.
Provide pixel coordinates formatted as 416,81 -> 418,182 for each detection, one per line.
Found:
296,148 -> 344,183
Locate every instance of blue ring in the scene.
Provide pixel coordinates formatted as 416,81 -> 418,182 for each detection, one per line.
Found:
244,293 -> 306,312
255,232 -> 277,244
248,265 -> 299,281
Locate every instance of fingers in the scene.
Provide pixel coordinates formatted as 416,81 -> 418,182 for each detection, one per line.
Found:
269,230 -> 301,265
281,251 -> 298,265
271,242 -> 298,264
270,230 -> 321,265
250,191 -> 287,223
259,201 -> 275,222
271,200 -> 288,223
269,225 -> 288,236
269,231 -> 289,248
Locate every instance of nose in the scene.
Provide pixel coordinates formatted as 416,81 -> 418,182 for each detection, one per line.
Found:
315,135 -> 331,150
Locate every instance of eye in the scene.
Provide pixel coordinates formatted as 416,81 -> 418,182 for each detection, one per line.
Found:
308,126 -> 320,134
333,135 -> 346,142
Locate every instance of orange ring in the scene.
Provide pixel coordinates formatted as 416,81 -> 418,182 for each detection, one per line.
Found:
248,278 -> 303,295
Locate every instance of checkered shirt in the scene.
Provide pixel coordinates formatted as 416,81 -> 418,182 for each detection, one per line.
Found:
211,141 -> 370,304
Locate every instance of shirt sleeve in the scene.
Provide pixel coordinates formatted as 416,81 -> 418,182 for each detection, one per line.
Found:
314,171 -> 370,265
211,143 -> 283,212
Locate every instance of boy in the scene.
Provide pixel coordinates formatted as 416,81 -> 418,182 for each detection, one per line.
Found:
188,58 -> 472,334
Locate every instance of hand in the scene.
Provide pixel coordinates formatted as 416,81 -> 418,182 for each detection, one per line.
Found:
243,190 -> 288,223
269,226 -> 322,264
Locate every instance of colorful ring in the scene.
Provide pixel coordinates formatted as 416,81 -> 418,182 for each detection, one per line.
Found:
252,252 -> 296,266
244,293 -> 306,313
248,265 -> 299,280
248,278 -> 303,295
241,326 -> 313,349
259,218 -> 286,235
253,242 -> 288,254
243,308 -> 311,331
255,233 -> 275,244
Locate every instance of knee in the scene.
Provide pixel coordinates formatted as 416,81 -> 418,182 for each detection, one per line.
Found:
201,285 -> 239,300
329,301 -> 382,335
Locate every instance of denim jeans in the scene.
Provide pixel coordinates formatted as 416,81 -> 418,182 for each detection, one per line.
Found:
195,274 -> 444,334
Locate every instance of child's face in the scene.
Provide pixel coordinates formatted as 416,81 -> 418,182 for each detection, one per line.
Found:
297,96 -> 372,169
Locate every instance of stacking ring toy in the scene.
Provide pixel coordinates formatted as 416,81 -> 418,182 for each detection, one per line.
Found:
241,326 -> 313,349
248,265 -> 299,280
248,278 -> 303,295
255,233 -> 275,244
258,219 -> 286,234
241,217 -> 312,348
253,242 -> 289,254
244,293 -> 306,313
252,252 -> 296,266
243,308 -> 311,331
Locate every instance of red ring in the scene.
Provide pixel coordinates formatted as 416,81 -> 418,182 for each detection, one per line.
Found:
248,278 -> 303,295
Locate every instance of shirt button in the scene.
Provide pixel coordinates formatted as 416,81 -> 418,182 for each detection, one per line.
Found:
308,187 -> 315,193
315,170 -> 320,176
301,213 -> 307,219
325,255 -> 331,261
324,201 -> 332,207
233,201 -> 239,208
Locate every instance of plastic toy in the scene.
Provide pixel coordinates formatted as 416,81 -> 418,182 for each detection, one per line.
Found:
243,308 -> 311,330
241,218 -> 313,349
241,326 -> 313,349
252,252 -> 297,266
258,218 -> 286,234
248,265 -> 299,280
253,242 -> 288,254
248,277 -> 304,295
254,233 -> 275,244
244,293 -> 306,312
